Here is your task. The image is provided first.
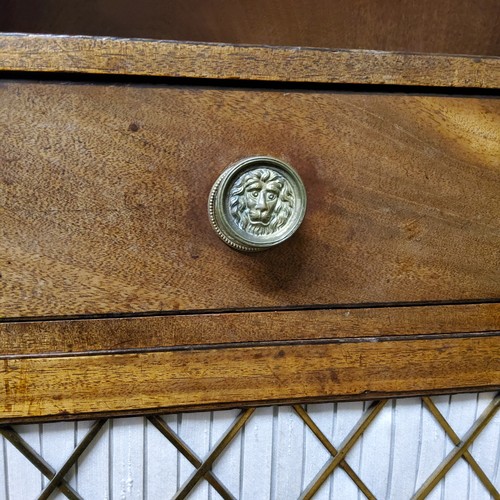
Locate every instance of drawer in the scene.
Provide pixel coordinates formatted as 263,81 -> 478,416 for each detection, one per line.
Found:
0,35 -> 499,422
1,82 -> 499,318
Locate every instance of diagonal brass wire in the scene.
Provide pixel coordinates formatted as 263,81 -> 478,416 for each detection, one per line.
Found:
299,400 -> 387,500
148,415 -> 236,499
293,404 -> 376,500
413,395 -> 500,500
422,396 -> 500,499
0,425 -> 83,500
173,408 -> 255,500
37,419 -> 108,500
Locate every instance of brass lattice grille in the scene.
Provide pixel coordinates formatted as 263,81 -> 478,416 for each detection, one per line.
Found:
1,393 -> 498,499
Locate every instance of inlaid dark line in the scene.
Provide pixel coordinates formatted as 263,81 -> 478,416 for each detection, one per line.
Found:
0,71 -> 499,96
1,297 -> 499,324
0,330 -> 497,360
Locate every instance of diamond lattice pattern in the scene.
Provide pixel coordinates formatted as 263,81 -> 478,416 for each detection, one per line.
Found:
1,392 -> 498,499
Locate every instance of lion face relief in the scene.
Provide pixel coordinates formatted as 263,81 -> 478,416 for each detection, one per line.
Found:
229,168 -> 295,236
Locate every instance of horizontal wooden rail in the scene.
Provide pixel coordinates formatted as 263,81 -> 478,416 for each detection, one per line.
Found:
1,334 -> 498,422
1,303 -> 499,356
0,34 -> 499,88
1,302 -> 499,422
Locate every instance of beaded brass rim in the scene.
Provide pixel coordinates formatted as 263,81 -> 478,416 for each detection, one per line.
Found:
208,157 -> 307,252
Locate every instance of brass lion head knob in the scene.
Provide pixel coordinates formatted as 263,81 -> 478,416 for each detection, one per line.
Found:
208,157 -> 307,251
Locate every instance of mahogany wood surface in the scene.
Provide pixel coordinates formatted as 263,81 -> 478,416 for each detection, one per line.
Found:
1,81 -> 499,318
1,334 -> 498,422
1,0 -> 499,56
1,36 -> 498,422
1,303 -> 498,357
0,34 -> 499,88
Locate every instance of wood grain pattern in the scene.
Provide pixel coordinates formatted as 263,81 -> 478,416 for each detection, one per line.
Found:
1,81 -> 499,318
1,335 -> 498,422
1,0 -> 499,56
1,35 -> 498,423
0,34 -> 499,88
1,303 -> 499,356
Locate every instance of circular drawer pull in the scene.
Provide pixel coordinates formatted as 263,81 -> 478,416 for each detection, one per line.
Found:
208,156 -> 307,251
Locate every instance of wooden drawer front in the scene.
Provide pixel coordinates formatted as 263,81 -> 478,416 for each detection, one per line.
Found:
1,81 -> 499,318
